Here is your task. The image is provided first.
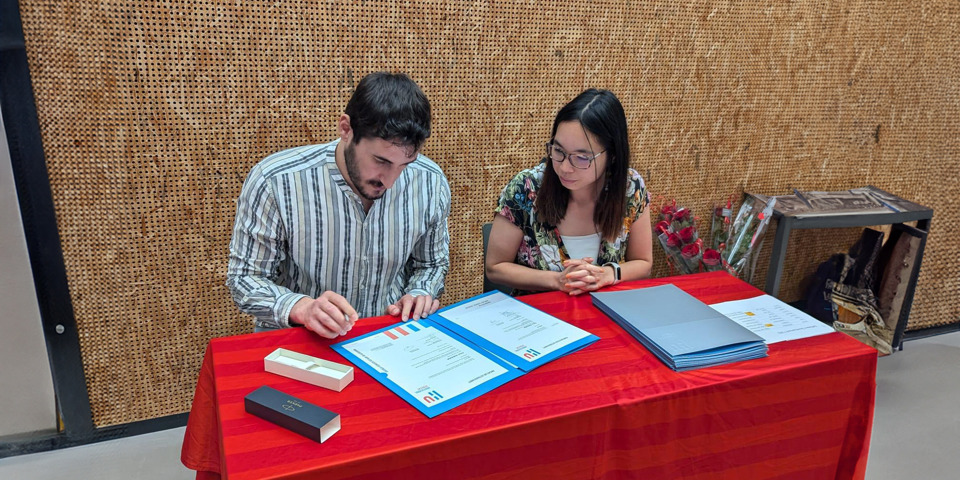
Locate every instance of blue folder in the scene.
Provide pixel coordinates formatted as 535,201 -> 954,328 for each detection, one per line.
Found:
333,292 -> 597,417
332,318 -> 523,418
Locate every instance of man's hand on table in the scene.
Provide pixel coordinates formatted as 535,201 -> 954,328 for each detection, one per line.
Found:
386,293 -> 439,321
289,291 -> 359,338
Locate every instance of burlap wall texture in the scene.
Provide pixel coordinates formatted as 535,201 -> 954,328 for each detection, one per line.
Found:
19,1 -> 959,426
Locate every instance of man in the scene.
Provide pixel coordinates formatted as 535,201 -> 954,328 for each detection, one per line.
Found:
226,72 -> 450,338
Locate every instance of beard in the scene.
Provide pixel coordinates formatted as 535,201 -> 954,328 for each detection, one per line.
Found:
344,141 -> 386,201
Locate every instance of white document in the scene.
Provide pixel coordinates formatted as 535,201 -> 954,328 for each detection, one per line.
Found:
341,320 -> 509,408
437,291 -> 593,364
708,295 -> 836,344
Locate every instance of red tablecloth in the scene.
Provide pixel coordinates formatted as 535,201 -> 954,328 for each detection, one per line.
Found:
182,272 -> 877,479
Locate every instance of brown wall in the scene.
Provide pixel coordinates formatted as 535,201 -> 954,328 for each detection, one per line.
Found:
19,0 -> 959,426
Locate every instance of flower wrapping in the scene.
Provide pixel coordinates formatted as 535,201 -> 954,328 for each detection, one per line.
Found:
671,207 -> 695,230
680,241 -> 703,273
653,197 -> 702,274
654,194 -> 774,279
657,231 -> 683,272
710,197 -> 734,250
722,195 -> 777,279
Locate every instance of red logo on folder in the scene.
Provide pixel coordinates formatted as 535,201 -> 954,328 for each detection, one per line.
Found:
422,390 -> 443,403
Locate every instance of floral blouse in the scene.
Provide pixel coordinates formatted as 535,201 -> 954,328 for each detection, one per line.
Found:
495,162 -> 650,278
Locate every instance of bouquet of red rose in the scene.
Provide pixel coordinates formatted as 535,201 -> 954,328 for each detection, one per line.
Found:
655,194 -> 775,279
655,199 -> 704,274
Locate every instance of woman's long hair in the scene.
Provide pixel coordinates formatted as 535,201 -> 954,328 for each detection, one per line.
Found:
535,89 -> 630,241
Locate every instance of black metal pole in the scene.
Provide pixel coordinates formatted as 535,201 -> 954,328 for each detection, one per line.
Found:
1,0 -> 95,439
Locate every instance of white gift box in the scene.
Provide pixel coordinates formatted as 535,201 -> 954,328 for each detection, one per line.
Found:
264,348 -> 354,392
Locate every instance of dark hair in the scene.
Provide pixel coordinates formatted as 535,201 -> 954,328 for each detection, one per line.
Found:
535,89 -> 631,241
344,72 -> 431,151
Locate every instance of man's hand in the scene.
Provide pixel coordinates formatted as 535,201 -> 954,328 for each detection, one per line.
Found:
386,294 -> 440,321
289,291 -> 359,339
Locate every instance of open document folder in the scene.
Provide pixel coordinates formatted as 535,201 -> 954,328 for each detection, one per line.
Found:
332,291 -> 599,418
591,284 -> 767,371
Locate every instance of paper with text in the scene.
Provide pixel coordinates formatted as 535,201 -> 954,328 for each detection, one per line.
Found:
709,295 -> 835,344
340,320 -> 510,409
434,291 -> 596,370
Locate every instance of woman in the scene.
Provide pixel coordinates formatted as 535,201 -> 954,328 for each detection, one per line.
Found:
485,89 -> 653,295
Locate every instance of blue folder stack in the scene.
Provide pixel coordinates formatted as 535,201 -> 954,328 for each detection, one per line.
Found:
591,284 -> 767,371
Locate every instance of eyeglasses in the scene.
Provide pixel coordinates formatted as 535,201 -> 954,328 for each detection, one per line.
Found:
545,142 -> 605,170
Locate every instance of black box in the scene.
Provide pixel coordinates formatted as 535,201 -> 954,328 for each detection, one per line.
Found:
244,386 -> 340,443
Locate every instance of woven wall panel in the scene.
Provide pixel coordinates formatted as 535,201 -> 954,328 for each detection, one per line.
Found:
19,1 -> 958,426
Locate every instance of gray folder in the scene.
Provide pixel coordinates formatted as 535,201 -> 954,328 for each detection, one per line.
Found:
591,284 -> 767,371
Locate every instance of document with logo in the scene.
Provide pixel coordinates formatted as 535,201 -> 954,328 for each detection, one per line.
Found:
431,291 -> 599,372
333,291 -> 598,417
708,294 -> 835,344
332,318 -> 523,418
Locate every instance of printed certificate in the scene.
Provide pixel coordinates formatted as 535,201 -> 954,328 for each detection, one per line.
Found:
332,319 -> 522,418
431,291 -> 599,372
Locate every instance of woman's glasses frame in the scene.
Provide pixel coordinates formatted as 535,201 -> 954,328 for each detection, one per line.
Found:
545,142 -> 605,170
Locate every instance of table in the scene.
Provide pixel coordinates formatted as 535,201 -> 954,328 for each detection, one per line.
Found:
758,186 -> 933,350
181,272 -> 877,479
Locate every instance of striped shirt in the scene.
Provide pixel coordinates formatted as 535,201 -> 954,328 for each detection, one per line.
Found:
226,140 -> 451,329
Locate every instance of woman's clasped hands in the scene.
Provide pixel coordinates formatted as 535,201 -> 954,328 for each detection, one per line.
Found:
558,257 -> 611,296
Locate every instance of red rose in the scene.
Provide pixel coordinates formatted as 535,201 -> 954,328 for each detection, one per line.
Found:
701,247 -> 725,272
672,207 -> 691,223
660,201 -> 677,221
666,232 -> 683,249
678,225 -> 697,244
678,241 -> 702,274
681,242 -> 700,258
702,248 -> 721,265
654,220 -> 671,235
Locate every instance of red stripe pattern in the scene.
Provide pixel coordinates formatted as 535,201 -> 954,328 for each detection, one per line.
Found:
181,272 -> 876,479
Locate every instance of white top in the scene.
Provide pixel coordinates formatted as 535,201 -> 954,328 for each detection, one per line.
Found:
560,232 -> 601,262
